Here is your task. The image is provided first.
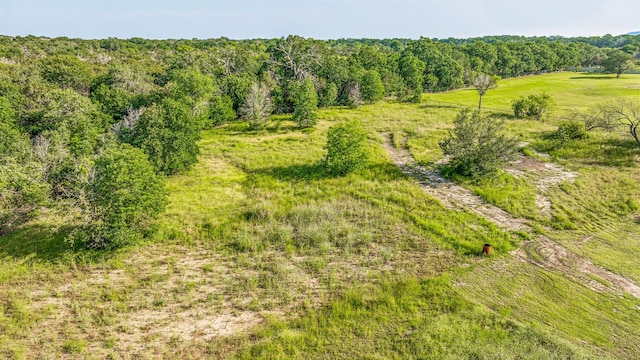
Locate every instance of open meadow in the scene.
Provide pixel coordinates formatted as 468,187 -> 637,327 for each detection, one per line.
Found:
1,72 -> 639,359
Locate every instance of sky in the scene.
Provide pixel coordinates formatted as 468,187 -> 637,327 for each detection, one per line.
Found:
1,0 -> 639,40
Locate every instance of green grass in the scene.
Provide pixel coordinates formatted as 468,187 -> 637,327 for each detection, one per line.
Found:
462,172 -> 540,220
238,276 -> 592,359
427,72 -> 640,117
1,72 -> 639,358
550,220 -> 640,284
459,260 -> 640,359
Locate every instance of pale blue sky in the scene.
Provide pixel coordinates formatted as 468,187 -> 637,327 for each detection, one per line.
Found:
1,0 -> 639,39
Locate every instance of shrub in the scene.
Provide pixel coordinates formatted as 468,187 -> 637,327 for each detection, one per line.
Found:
79,144 -> 168,249
512,93 -> 555,120
323,119 -> 369,175
440,109 -> 518,179
553,121 -> 589,143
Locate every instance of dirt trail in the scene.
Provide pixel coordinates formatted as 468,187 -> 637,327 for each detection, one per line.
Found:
382,137 -> 528,231
381,133 -> 640,299
512,236 -> 640,298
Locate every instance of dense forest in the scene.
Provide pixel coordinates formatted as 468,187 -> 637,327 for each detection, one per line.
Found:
1,34 -> 638,249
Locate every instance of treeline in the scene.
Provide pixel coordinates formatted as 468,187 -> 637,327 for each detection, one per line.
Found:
0,34 -> 638,248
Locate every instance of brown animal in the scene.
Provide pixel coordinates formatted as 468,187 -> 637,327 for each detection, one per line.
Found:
482,243 -> 491,256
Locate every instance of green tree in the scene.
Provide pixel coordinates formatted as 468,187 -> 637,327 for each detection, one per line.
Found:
440,109 -> 518,178
360,70 -> 385,103
399,51 -> 425,103
168,67 -> 215,122
603,49 -> 635,78
129,99 -> 201,175
20,89 -> 108,199
83,144 -> 168,249
319,82 -> 338,107
38,55 -> 92,93
208,94 -> 236,127
0,160 -> 50,232
0,97 -> 30,161
0,97 -> 49,230
224,73 -> 254,112
89,63 -> 153,121
290,78 -> 318,128
39,88 -> 107,157
323,119 -> 369,175
91,84 -> 139,121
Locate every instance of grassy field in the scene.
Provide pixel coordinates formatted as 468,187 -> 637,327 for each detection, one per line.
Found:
1,72 -> 639,359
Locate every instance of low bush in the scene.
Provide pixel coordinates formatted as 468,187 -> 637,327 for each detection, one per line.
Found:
512,93 -> 555,120
553,121 -> 589,143
440,109 -> 518,179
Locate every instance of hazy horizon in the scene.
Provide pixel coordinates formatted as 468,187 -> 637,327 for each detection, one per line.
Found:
1,0 -> 639,40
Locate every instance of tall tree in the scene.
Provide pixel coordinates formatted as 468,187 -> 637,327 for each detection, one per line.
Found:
290,78 -> 318,128
360,70 -> 385,103
269,35 -> 321,82
240,82 -> 273,130
0,97 -> 49,230
398,51 -> 425,103
128,99 -> 201,175
472,73 -> 499,109
208,94 -> 236,127
603,50 -> 634,78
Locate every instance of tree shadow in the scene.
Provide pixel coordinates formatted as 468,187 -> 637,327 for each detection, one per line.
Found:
0,223 -> 77,263
255,161 -> 407,183
537,134 -> 639,167
590,138 -> 640,167
569,76 -> 617,80
221,119 -> 302,136
361,162 -> 412,181
420,103 -> 464,110
489,112 -> 517,120
259,162 -> 332,182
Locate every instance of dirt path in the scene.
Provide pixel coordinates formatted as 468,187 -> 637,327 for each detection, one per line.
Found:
512,236 -> 640,298
382,136 -> 528,231
381,133 -> 640,299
